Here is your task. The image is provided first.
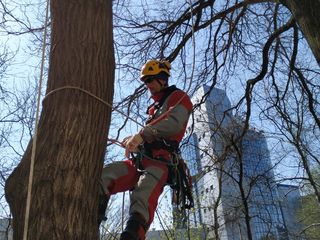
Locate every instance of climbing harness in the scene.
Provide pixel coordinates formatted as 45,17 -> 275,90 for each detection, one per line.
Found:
130,143 -> 194,211
126,83 -> 195,211
145,85 -> 179,123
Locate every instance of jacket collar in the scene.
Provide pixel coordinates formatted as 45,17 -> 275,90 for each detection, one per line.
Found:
151,91 -> 165,102
151,85 -> 177,102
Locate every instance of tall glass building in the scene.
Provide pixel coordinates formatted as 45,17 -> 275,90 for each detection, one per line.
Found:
178,85 -> 300,240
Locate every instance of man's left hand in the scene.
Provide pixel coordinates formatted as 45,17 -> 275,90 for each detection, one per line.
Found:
123,134 -> 144,157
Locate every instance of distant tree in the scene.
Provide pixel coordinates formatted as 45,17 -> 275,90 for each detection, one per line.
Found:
297,194 -> 320,240
297,167 -> 320,240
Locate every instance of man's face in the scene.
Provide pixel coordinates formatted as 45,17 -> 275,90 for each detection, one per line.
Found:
144,78 -> 166,95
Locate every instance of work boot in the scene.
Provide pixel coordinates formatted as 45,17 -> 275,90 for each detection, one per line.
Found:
119,212 -> 147,240
97,193 -> 109,225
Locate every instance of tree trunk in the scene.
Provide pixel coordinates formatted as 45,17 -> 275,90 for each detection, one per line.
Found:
5,0 -> 115,239
282,0 -> 320,65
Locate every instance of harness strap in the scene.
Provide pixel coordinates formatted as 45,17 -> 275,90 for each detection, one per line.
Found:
146,85 -> 179,124
131,147 -> 194,210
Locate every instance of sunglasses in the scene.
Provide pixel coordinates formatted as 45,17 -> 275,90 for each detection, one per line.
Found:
144,77 -> 157,84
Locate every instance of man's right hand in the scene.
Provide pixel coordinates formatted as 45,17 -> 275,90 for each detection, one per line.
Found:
122,134 -> 144,157
121,136 -> 132,148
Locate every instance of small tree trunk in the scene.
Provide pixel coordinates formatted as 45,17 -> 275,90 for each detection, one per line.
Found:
5,0 -> 115,239
282,0 -> 320,65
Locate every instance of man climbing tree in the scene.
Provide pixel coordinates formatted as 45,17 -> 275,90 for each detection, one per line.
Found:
98,59 -> 193,240
5,1 -> 115,239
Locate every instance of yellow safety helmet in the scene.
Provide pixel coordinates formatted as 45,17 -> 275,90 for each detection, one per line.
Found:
140,60 -> 171,81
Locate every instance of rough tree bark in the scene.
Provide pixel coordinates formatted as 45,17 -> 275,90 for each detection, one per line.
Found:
281,0 -> 320,65
5,0 -> 114,239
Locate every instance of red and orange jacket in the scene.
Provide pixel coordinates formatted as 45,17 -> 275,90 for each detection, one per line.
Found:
140,85 -> 193,154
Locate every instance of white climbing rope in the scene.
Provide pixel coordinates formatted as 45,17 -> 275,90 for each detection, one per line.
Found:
44,86 -> 145,128
23,0 -> 50,239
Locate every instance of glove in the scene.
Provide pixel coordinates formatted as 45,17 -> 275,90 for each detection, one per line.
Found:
122,134 -> 144,157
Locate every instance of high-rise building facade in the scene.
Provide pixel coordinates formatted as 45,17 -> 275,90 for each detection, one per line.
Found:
179,85 -> 301,240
